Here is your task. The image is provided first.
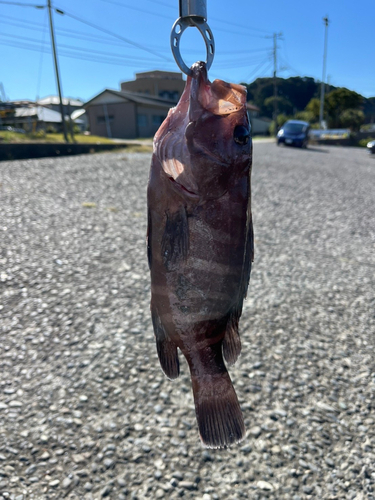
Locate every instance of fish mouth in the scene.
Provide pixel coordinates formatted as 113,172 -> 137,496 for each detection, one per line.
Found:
167,176 -> 200,200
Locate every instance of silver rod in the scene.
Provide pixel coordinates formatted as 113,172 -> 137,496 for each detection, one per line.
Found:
179,0 -> 207,21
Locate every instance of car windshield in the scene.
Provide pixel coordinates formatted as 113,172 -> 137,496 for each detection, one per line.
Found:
283,123 -> 306,134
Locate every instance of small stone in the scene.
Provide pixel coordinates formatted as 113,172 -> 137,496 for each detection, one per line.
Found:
103,458 -> 115,469
72,454 -> 86,464
172,471 -> 184,481
101,484 -> 113,497
155,489 -> 164,499
201,451 -> 212,462
325,457 -> 335,467
316,402 -> 336,413
6,447 -> 19,455
250,426 -> 262,438
25,465 -> 37,475
302,485 -> 314,494
84,482 -> 93,491
49,479 -> 60,487
62,477 -> 72,489
40,435 -> 49,443
79,395 -> 88,402
179,481 -> 197,490
40,451 -> 50,460
154,405 -> 163,414
257,480 -> 273,491
117,477 -> 126,487
0,403 -> 8,410
8,401 -> 22,407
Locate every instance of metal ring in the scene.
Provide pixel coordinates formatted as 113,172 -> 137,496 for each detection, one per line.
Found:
170,17 -> 215,76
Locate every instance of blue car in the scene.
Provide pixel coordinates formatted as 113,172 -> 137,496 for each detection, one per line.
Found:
277,120 -> 310,148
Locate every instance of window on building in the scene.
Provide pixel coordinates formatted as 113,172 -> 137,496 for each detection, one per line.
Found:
137,114 -> 148,127
97,115 -> 114,123
152,115 -> 166,126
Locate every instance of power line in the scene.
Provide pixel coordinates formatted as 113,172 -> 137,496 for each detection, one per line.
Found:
0,32 -> 168,63
243,58 -> 272,82
98,0 -> 172,21
0,0 -> 44,6
1,16 -> 272,55
0,37 -> 176,68
144,0 -> 273,35
58,7 -> 172,62
35,9 -> 48,100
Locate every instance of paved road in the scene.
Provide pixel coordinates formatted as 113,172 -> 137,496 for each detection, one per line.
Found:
0,143 -> 374,499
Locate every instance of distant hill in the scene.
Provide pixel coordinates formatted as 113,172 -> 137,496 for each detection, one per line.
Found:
242,76 -> 375,124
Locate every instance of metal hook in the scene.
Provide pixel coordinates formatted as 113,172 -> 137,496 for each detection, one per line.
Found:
170,0 -> 215,76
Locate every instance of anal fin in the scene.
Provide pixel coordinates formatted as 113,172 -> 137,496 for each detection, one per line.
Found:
222,308 -> 242,366
151,309 -> 180,380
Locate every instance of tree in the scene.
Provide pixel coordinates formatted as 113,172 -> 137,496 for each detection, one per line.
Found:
305,98 -> 321,122
325,88 -> 363,127
339,109 -> 365,131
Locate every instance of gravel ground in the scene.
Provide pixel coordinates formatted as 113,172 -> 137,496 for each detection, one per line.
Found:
0,143 -> 374,500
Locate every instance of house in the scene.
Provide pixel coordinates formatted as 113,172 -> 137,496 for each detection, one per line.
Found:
120,70 -> 185,101
84,89 -> 177,139
246,103 -> 271,135
37,96 -> 84,115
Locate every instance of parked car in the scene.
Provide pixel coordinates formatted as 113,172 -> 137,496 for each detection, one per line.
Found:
367,140 -> 375,154
277,120 -> 310,148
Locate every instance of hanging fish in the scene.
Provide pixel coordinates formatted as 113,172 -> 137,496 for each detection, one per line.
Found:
147,61 -> 254,448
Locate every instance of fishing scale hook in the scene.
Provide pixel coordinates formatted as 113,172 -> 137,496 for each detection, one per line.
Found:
171,0 -> 215,76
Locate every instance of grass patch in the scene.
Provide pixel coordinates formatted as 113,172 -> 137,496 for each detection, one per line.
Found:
0,131 -> 118,144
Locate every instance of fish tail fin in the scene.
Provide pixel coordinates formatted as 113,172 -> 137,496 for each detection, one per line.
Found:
222,307 -> 242,366
190,350 -> 245,448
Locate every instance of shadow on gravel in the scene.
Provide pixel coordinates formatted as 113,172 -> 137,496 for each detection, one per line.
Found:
306,146 -> 330,153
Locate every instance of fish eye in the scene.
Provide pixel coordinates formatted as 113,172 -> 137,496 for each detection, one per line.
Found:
233,125 -> 250,145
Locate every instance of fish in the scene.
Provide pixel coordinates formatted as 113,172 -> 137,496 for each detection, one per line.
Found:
147,61 -> 254,448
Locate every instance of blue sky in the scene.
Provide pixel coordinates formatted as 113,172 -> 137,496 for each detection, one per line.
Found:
0,0 -> 374,103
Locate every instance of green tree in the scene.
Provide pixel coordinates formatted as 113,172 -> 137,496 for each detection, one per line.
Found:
325,88 -> 363,127
305,98 -> 321,121
264,96 -> 293,117
339,108 -> 365,131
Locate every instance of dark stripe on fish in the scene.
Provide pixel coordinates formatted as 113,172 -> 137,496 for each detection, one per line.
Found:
161,206 -> 189,269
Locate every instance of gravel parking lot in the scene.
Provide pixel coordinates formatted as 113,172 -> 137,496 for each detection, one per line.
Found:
1,143 -> 374,500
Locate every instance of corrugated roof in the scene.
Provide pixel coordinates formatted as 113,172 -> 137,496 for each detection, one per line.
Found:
37,96 -> 84,107
15,106 -> 63,122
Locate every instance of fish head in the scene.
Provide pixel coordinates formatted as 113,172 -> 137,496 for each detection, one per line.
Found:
154,62 -> 252,202
185,62 -> 252,199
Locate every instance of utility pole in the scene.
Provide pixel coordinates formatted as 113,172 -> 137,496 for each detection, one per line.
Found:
268,32 -> 283,136
47,0 -> 69,142
319,16 -> 329,129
